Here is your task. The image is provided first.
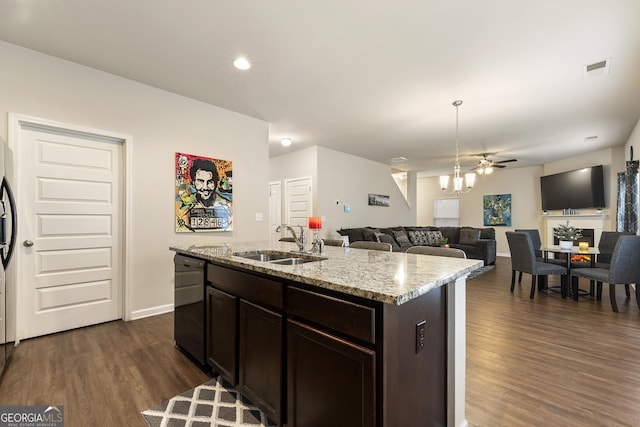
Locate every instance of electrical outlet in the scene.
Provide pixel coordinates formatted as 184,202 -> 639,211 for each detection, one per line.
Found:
415,320 -> 426,354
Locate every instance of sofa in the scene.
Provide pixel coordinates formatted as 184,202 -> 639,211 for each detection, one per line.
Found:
337,226 -> 496,265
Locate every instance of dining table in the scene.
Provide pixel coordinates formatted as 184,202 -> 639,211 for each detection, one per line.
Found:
543,245 -> 600,300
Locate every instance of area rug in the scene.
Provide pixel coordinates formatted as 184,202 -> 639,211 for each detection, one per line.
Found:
467,264 -> 495,280
141,376 -> 277,427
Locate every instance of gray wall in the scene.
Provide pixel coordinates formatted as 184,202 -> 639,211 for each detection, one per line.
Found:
270,145 -> 417,238
0,41 -> 270,328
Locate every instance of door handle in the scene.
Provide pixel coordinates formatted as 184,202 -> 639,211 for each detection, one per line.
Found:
23,240 -> 34,247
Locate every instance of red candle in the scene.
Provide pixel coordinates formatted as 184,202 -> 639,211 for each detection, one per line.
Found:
308,216 -> 322,229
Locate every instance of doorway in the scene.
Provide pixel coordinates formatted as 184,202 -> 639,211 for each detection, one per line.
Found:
9,114 -> 130,341
285,177 -> 312,231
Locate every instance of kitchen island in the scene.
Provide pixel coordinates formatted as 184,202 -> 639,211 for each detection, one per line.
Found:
171,241 -> 482,427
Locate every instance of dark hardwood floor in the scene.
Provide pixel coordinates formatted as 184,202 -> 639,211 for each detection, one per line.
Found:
466,257 -> 640,427
0,313 -> 210,426
1,256 -> 639,426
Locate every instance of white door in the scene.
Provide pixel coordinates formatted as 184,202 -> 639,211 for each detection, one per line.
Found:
17,123 -> 123,339
285,177 -> 312,231
268,181 -> 282,241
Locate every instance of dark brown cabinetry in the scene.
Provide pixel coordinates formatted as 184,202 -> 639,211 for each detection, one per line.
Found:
205,285 -> 237,383
206,264 -> 284,425
238,299 -> 283,424
201,260 -> 446,427
287,319 -> 376,427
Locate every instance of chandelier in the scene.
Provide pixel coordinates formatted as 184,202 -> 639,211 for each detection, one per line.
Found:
439,100 -> 475,194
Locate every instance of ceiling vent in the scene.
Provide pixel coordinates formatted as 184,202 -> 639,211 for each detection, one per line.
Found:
583,58 -> 610,79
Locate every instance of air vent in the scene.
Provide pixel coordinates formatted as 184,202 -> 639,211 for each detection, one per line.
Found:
583,58 -> 610,79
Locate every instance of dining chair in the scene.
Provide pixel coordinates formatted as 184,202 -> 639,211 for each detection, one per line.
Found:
506,231 -> 568,299
570,235 -> 640,312
349,241 -> 393,252
406,245 -> 466,258
514,229 -> 565,285
570,231 -> 635,297
593,231 -> 635,297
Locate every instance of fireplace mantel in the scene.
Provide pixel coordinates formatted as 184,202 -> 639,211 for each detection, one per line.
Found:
540,214 -> 609,247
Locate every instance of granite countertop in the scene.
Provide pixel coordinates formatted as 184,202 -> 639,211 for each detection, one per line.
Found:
171,241 -> 483,306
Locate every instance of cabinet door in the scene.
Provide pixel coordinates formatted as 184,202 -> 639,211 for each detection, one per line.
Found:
238,299 -> 283,425
206,286 -> 237,384
287,320 -> 376,427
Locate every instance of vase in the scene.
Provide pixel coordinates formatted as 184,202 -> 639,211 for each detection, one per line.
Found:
559,240 -> 573,250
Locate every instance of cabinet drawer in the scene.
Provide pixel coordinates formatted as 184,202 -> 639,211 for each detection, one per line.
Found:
207,264 -> 283,310
287,287 -> 376,344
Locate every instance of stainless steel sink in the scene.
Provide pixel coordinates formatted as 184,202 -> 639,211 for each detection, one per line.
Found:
233,250 -> 326,265
268,257 -> 309,265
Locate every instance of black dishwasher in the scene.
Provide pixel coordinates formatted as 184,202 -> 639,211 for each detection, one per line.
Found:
174,254 -> 206,365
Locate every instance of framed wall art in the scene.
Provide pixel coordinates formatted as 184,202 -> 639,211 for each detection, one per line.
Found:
368,193 -> 390,207
175,152 -> 233,232
483,194 -> 511,226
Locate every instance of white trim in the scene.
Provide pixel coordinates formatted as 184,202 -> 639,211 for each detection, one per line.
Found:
130,303 -> 174,320
7,113 -> 133,338
447,275 -> 468,427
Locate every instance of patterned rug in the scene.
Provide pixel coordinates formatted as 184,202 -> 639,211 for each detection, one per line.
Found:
141,376 -> 277,427
467,264 -> 495,280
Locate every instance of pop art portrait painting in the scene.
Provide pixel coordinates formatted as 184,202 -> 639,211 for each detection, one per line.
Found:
175,153 -> 233,232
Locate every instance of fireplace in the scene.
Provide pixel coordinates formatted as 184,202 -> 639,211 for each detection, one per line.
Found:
553,228 -> 594,264
543,214 -> 607,250
552,228 -> 595,246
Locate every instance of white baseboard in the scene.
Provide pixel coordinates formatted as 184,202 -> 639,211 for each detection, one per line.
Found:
129,303 -> 174,320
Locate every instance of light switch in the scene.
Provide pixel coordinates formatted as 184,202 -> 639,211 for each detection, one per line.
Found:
255,213 -> 263,221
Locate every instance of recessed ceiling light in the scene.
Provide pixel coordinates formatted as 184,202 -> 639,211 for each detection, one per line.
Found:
280,138 -> 292,147
233,57 -> 251,70
390,156 -> 408,163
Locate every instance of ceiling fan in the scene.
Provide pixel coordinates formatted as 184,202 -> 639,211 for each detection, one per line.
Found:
470,153 -> 517,175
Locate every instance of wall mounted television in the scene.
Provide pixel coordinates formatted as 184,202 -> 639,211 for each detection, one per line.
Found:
540,165 -> 606,211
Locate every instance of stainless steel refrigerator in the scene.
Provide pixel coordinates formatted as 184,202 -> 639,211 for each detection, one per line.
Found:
0,140 -> 17,384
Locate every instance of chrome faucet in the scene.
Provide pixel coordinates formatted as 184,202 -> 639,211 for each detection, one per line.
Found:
275,224 -> 306,252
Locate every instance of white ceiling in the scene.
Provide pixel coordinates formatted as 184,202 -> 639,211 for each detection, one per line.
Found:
1,0 -> 639,176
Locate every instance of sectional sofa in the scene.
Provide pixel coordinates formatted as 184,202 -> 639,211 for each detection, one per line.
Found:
337,226 -> 496,265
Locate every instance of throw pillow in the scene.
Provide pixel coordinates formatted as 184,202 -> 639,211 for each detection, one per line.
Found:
459,228 -> 480,245
425,230 -> 443,246
377,233 -> 400,251
408,230 -> 429,245
362,227 -> 381,242
392,230 -> 412,247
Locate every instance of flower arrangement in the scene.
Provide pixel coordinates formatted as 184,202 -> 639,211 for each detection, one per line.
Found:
553,221 -> 583,241
438,237 -> 449,247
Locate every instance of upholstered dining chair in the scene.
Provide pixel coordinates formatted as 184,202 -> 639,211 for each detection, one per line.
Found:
406,245 -> 466,258
570,235 -> 640,312
349,241 -> 393,252
505,231 -> 568,299
514,229 -> 565,284
570,231 -> 636,297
